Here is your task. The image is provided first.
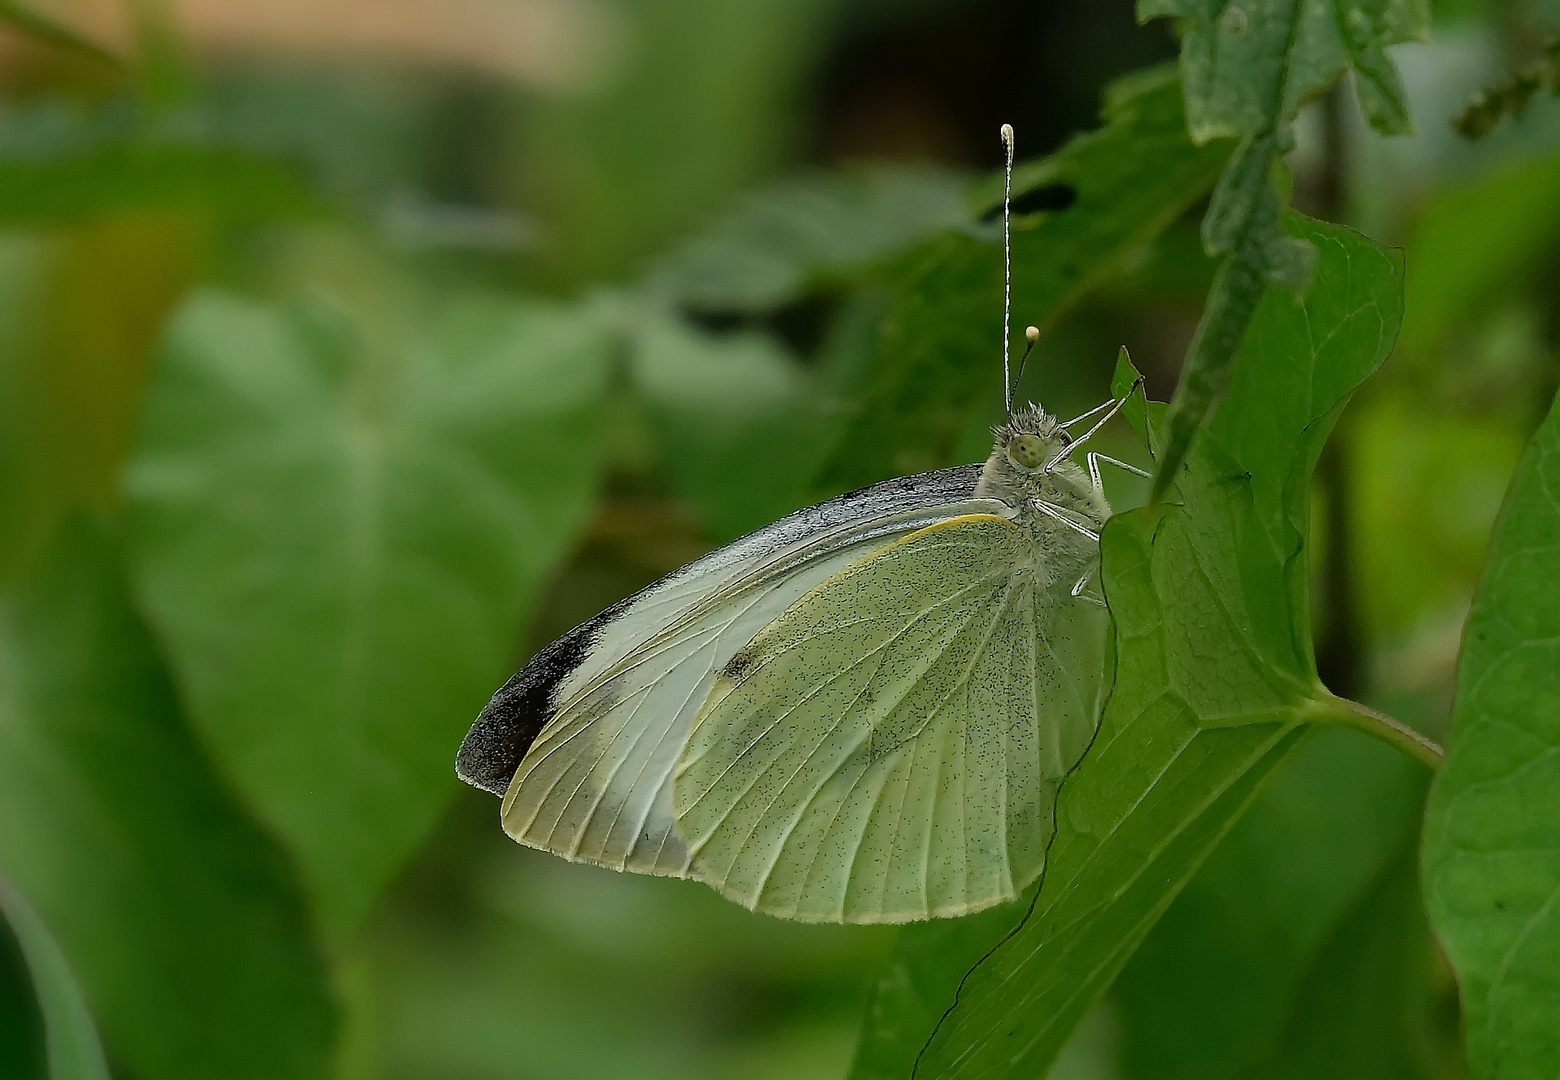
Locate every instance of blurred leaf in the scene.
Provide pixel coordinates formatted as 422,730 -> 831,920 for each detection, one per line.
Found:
821,66 -> 1232,488
1454,35 -> 1560,140
1352,399 -> 1526,643
1113,728 -> 1426,1080
0,105 -> 321,224
0,235 -> 50,578
851,216 -> 1404,1080
0,519 -> 336,1080
647,165 -> 970,312
527,0 -> 844,286
0,900 -> 46,1080
1423,386 -> 1560,1080
1045,1003 -> 1122,1080
0,876 -> 109,1080
373,839 -> 894,1080
199,76 -> 429,216
631,310 -> 832,540
1400,145 -> 1560,354
1244,838 -> 1452,1080
126,286 -> 614,934
628,286 -> 888,539
1139,0 -> 1428,498
0,0 -> 118,65
0,220 -> 197,583
1097,220 -> 1220,305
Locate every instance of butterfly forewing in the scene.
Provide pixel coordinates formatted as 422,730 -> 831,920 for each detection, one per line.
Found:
503,538 -> 895,876
485,467 -> 1014,879
672,514 -> 1108,923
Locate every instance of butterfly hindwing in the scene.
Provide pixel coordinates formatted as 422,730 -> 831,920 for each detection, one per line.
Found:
672,514 -> 1108,923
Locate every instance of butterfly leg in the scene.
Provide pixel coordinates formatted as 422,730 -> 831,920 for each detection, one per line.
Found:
1045,376 -> 1145,475
1033,499 -> 1107,605
1087,451 -> 1151,492
1030,498 -> 1099,542
1070,565 -> 1107,607
1060,398 -> 1115,429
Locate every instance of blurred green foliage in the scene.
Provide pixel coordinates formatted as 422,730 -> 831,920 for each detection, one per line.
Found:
0,872 -> 109,1080
0,2 -> 1556,1079
128,271 -> 615,935
0,521 -> 335,1080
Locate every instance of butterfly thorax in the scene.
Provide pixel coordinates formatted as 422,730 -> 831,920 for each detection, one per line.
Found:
975,403 -> 1109,543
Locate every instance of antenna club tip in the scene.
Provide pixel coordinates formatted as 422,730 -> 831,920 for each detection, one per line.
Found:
1025,325 -> 1040,342
1000,122 -> 1014,145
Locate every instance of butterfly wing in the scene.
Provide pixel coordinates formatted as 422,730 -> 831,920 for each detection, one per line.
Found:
672,513 -> 1108,923
455,465 -> 1012,878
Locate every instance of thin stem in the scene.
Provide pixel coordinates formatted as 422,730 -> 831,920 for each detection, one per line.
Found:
1304,695 -> 1445,770
1311,82 -> 1366,700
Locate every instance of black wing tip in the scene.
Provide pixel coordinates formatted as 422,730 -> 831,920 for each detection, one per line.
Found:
455,699 -> 525,797
453,616 -> 603,797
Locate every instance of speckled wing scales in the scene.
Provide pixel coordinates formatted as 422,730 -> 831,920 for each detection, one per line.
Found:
455,465 -> 1014,881
673,514 -> 1107,923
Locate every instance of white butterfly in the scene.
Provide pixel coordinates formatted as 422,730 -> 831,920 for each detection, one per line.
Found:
456,125 -> 1148,923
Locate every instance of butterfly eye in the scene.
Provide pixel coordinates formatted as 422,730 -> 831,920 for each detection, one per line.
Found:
1008,433 -> 1047,469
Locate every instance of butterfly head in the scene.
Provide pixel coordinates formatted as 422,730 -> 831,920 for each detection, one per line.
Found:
978,404 -> 1108,530
998,405 -> 1068,470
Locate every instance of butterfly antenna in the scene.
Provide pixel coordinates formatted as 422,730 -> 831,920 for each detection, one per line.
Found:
1001,122 -> 1014,417
1013,324 -> 1039,406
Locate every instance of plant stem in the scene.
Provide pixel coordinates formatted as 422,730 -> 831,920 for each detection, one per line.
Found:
1305,695 -> 1445,770
1310,83 -> 1367,700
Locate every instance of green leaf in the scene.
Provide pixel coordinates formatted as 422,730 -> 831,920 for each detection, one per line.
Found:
0,876 -> 109,1080
1139,0 -> 1429,499
126,287 -> 613,935
1149,208 -> 1282,501
1244,837 -> 1453,1080
848,902 -> 1027,1080
1113,728 -> 1426,1080
630,311 -> 834,540
1143,0 -> 1427,144
1112,346 -> 1151,448
1423,386 -> 1560,1080
820,65 -> 1232,488
0,519 -> 336,1080
646,165 -> 970,313
849,216 -> 1404,1080
0,106 -> 322,224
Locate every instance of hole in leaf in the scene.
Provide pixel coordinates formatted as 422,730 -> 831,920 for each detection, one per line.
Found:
681,293 -> 839,360
981,183 -> 1079,222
